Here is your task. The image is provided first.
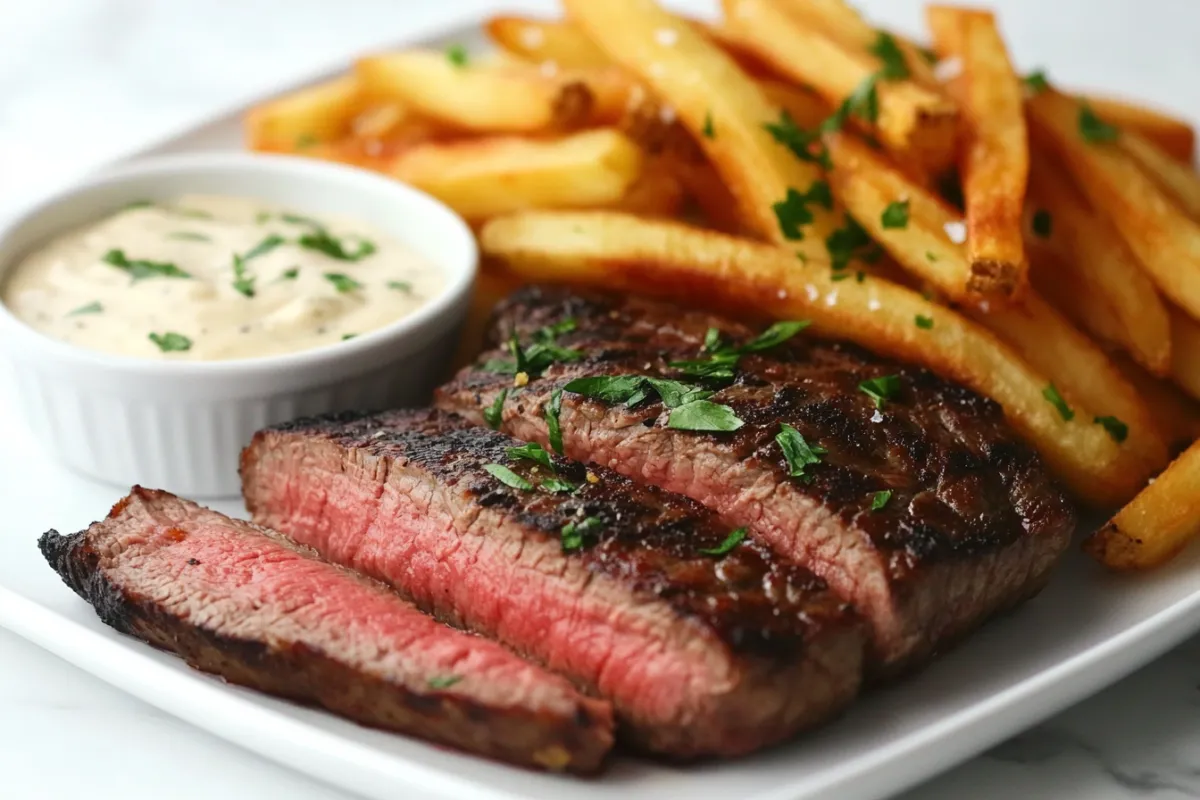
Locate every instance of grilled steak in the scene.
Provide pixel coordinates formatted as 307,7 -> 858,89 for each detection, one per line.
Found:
39,486 -> 613,773
241,408 -> 863,757
437,286 -> 1076,672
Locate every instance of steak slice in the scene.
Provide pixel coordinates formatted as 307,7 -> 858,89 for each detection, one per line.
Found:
38,486 -> 613,773
436,286 -> 1077,672
241,408 -> 863,757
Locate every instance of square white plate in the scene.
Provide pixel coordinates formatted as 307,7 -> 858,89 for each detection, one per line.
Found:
3,11 -> 1200,800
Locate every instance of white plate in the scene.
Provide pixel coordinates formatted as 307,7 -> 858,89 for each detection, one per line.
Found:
3,13 -> 1200,800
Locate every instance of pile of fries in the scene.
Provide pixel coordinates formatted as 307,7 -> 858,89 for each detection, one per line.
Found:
246,0 -> 1200,572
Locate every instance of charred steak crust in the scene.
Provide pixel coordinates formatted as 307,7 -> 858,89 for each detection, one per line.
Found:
438,286 -> 1076,670
39,487 -> 613,773
242,408 -> 864,757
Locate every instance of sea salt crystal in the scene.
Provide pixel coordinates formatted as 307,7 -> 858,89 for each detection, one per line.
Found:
867,298 -> 882,311
363,139 -> 383,157
658,104 -> 677,124
649,62 -> 666,78
825,289 -> 839,307
777,288 -> 788,299
520,26 -> 545,49
943,220 -> 967,244
934,56 -> 963,82
805,284 -> 819,301
871,410 -> 884,423
539,60 -> 559,77
654,27 -> 679,46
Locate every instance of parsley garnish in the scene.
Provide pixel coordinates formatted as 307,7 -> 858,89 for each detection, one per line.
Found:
870,489 -> 893,511
822,74 -> 879,133
915,314 -> 934,329
698,527 -> 748,557
825,215 -> 873,271
534,317 -> 577,342
341,333 -> 357,341
869,31 -> 910,79
763,110 -> 830,168
562,375 -> 646,404
446,44 -> 469,67
926,250 -> 938,262
102,249 -> 191,282
67,301 -> 103,316
776,424 -> 827,480
772,181 -> 834,241
561,516 -> 602,553
148,331 -> 192,353
919,46 -> 938,65
387,280 -> 412,293
506,441 -> 554,470
1022,70 -> 1049,94
1032,209 -> 1053,238
1094,415 -> 1128,443
546,388 -> 565,454
881,199 -> 910,229
428,675 -> 462,690
669,353 -> 740,381
703,327 -> 723,352
167,231 -> 210,242
831,272 -> 852,282
702,110 -> 715,139
280,267 -> 300,280
1043,383 -> 1075,421
300,229 -> 376,262
231,255 -> 255,298
643,377 -> 713,408
739,320 -> 812,352
123,200 -> 153,210
484,388 -> 507,430
324,272 -> 364,293
484,335 -> 584,378
295,132 -> 318,149
667,400 -> 744,432
1078,104 -> 1119,144
243,234 -> 285,261
540,477 -> 577,494
859,375 -> 901,408
483,463 -> 533,491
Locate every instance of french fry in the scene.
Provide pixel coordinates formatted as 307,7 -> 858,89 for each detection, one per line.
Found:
1082,94 -> 1196,163
1025,150 -> 1171,375
604,164 -> 686,217
777,0 -> 941,89
1170,305 -> 1200,402
825,133 -> 1168,472
1119,131 -> 1200,220
245,75 -> 366,151
1086,439 -> 1200,570
929,7 -> 1028,299
485,16 -> 612,68
1110,353 -> 1200,449
565,0 -> 838,245
355,51 -> 632,133
758,80 -> 834,130
1026,89 -> 1200,323
723,0 -> 959,176
480,210 -> 1152,506
388,129 -> 644,221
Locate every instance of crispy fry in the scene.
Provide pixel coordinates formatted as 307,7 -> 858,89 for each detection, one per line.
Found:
930,8 -> 1028,299
1086,439 -> 1200,570
1110,353 -> 1200,449
1170,304 -> 1200,402
826,133 -> 1167,472
245,75 -> 367,151
1026,150 -> 1171,375
355,51 -> 632,133
481,210 -> 1155,505
604,164 -> 686,217
388,129 -> 643,221
1119,131 -> 1200,220
758,80 -> 834,130
485,16 -> 612,68
724,0 -> 959,175
1026,89 -> 1200,323
566,0 -> 837,245
1082,94 -> 1196,163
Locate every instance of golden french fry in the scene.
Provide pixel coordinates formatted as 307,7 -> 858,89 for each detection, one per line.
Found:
1119,131 -> 1200,221
1170,304 -> 1200,402
1025,149 -> 1171,375
1026,89 -> 1200,323
388,129 -> 644,221
355,51 -> 632,133
604,165 -> 686,217
758,80 -> 834,130
930,7 -> 1028,299
724,0 -> 958,176
485,16 -> 612,68
1086,439 -> 1200,570
1082,94 -> 1196,163
566,0 -> 837,245
1110,353 -> 1200,449
825,133 -> 1168,473
479,210 -> 1151,506
245,75 -> 366,151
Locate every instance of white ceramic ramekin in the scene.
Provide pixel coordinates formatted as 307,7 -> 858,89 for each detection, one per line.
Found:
0,153 -> 477,497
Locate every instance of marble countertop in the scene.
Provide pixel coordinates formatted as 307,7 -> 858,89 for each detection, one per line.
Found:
2,1 -> 1199,798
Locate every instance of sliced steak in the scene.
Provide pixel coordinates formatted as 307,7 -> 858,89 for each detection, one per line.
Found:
437,286 -> 1076,672
241,408 -> 863,757
39,486 -> 613,773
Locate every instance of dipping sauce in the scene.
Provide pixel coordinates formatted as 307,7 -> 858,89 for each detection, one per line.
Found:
0,194 -> 443,360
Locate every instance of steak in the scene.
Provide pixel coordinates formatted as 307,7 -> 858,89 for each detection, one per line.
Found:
241,408 -> 863,757
39,486 -> 613,773
436,286 -> 1077,672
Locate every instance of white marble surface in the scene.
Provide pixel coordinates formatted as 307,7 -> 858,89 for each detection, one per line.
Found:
2,1 -> 1200,798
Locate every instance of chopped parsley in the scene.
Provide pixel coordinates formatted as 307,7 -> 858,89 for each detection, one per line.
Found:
702,110 -> 715,139
540,476 -> 577,494
1032,209 -> 1053,238
167,231 -> 210,242
324,272 -> 364,293
427,675 -> 462,690
67,301 -> 103,316
869,31 -> 910,79
1078,104 -> 1120,144
772,181 -> 834,241
822,74 -> 879,133
242,234 -> 285,261
825,214 -> 873,271
561,516 -> 603,553
506,441 -> 554,470
341,333 -> 357,341
387,280 -> 413,293
926,250 -> 939,262
643,377 -> 713,408
881,199 -> 910,229
669,352 -> 740,381
1022,70 -> 1049,94
562,375 -> 647,404
739,320 -> 812,352
280,267 -> 300,280
148,331 -> 192,353
859,375 -> 901,408
1094,415 -> 1128,443
545,388 -> 565,454
918,45 -> 938,65
295,132 -> 318,149
484,388 -> 508,430
667,400 -> 744,432
483,334 -> 584,378
1043,383 -> 1075,421
102,249 -> 191,282
776,423 -> 827,480
123,199 -> 153,210
915,314 -> 934,329
534,317 -> 577,342
763,110 -> 830,168
870,489 -> 893,511
300,229 -> 376,262
446,44 -> 469,67
232,255 -> 255,298
703,327 -> 723,352
698,527 -> 748,557
483,463 -> 533,491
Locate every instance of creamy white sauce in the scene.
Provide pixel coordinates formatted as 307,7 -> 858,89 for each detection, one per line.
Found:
1,194 -> 443,361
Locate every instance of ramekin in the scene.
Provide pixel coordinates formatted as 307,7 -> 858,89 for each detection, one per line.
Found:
0,153 -> 477,497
